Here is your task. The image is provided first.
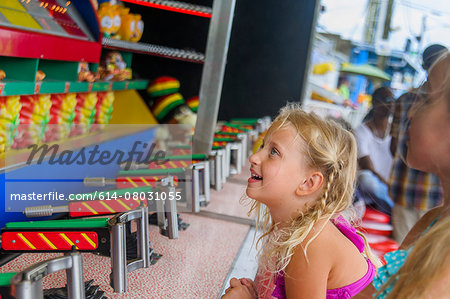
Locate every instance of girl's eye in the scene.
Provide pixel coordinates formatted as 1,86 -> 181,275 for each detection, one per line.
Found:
270,148 -> 279,156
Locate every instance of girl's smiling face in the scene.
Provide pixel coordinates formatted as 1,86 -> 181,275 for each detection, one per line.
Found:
246,124 -> 313,212
407,55 -> 450,175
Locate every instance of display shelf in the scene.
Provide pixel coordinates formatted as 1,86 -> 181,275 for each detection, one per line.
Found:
121,0 -> 212,18
0,124 -> 156,172
0,79 -> 148,96
102,37 -> 205,64
0,26 -> 101,62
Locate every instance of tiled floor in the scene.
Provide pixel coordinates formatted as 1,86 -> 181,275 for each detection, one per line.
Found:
202,162 -> 256,221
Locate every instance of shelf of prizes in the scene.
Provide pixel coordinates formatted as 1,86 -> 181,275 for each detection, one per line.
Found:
0,0 -> 284,298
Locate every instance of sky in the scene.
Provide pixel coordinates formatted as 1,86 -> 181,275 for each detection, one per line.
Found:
318,0 -> 450,55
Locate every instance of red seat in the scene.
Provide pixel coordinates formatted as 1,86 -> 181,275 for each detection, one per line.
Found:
359,221 -> 393,236
363,207 -> 390,224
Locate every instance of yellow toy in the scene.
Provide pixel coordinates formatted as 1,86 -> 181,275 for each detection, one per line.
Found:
130,14 -> 144,42
112,4 -> 122,34
118,7 -> 135,41
98,2 -> 115,37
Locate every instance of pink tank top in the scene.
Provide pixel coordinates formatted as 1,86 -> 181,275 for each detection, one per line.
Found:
271,216 -> 375,299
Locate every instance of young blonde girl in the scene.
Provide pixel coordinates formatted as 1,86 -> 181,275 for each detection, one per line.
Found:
223,105 -> 380,299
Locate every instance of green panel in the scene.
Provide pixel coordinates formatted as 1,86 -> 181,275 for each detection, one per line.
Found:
172,145 -> 191,149
118,168 -> 185,176
0,80 -> 35,96
0,272 -> 16,287
224,123 -> 250,131
0,56 -> 38,81
68,81 -> 89,93
159,154 -> 207,160
89,63 -> 99,73
212,145 -> 224,150
120,51 -> 133,68
39,81 -> 66,94
231,118 -> 260,124
0,80 -> 151,96
128,80 -> 148,90
214,137 -> 235,142
39,60 -> 78,81
92,82 -> 110,92
112,81 -> 126,90
5,217 -> 109,229
215,131 -> 240,136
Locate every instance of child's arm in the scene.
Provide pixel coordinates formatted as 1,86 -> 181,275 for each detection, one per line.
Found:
284,236 -> 333,299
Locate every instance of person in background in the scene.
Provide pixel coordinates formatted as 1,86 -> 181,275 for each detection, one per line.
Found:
389,44 -> 447,243
222,104 -> 380,299
354,87 -> 395,216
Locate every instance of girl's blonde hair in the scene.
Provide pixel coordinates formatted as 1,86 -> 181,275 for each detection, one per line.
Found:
381,216 -> 450,299
250,104 -> 380,282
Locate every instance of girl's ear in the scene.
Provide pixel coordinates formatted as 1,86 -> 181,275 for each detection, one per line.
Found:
295,171 -> 324,196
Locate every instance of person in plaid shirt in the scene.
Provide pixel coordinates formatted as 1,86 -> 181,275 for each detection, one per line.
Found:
389,44 -> 447,243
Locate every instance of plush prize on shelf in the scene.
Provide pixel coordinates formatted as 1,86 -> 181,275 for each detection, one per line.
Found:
111,4 -> 122,38
117,7 -> 134,41
0,70 -> 6,81
116,6 -> 144,42
98,51 -> 132,81
13,94 -> 52,149
70,92 -> 98,136
78,62 -> 98,82
0,96 -> 21,152
185,96 -> 199,113
147,76 -> 180,97
151,93 -> 197,127
130,14 -> 144,42
95,91 -> 115,126
98,2 -> 116,37
45,93 -> 77,142
36,70 -> 46,81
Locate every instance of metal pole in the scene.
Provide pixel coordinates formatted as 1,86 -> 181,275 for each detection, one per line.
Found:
193,0 -> 236,154
66,252 -> 85,299
111,223 -> 127,293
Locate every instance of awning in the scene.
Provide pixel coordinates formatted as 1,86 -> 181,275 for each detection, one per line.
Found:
340,63 -> 391,81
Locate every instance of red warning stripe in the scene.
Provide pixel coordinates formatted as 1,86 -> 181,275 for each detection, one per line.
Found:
212,141 -> 227,147
149,160 -> 191,169
214,134 -> 237,140
221,126 -> 242,133
69,199 -> 139,217
116,176 -> 179,189
172,149 -> 191,155
2,231 -> 98,251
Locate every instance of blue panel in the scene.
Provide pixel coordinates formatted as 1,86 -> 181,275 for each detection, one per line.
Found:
72,0 -> 100,41
1,129 -> 156,228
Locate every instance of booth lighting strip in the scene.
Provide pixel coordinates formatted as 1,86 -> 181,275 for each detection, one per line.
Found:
102,38 -> 205,63
121,0 -> 212,18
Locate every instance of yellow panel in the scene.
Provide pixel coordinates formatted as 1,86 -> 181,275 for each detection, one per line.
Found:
0,0 -> 26,12
110,90 -> 158,124
0,8 -> 42,30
